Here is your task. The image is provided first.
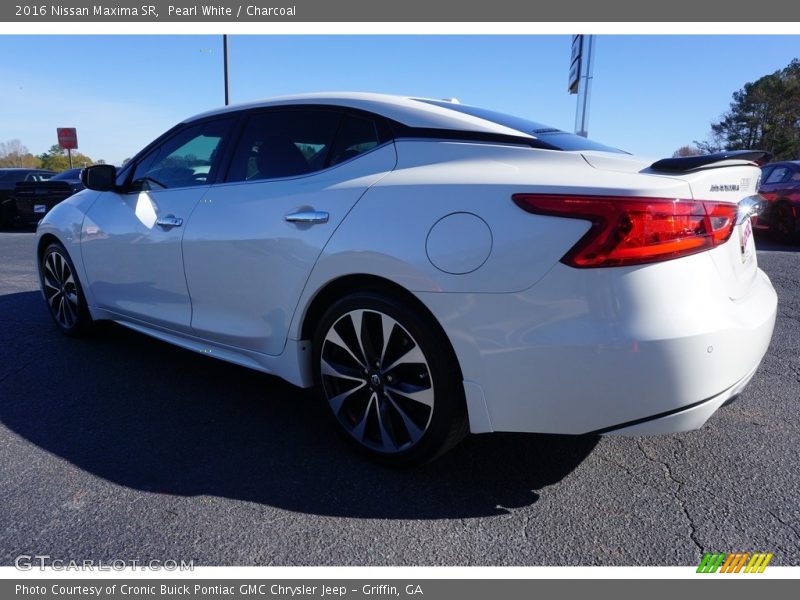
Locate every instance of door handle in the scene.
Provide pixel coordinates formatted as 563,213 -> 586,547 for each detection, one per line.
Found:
156,215 -> 183,229
285,210 -> 329,224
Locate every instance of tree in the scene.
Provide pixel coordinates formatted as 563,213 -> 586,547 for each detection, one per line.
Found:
693,139 -> 722,155
672,145 -> 703,158
38,144 -> 95,171
0,139 -> 41,168
702,58 -> 800,160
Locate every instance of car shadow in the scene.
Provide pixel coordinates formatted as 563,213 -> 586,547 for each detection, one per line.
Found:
0,290 -> 598,520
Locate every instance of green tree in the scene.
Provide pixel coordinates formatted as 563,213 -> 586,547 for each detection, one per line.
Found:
0,139 -> 41,168
38,144 -> 95,171
702,58 -> 800,160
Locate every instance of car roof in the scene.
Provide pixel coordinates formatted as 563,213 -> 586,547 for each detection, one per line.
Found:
185,92 -> 535,139
0,168 -> 54,173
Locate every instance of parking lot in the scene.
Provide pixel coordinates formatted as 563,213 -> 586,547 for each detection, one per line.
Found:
0,229 -> 798,566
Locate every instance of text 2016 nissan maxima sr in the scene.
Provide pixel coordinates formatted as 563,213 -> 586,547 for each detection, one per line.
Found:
36,93 -> 777,465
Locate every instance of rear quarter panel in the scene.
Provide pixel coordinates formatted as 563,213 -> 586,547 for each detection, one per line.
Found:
288,141 -> 693,337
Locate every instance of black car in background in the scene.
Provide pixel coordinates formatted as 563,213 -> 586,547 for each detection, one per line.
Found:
12,168 -> 85,226
0,168 -> 55,228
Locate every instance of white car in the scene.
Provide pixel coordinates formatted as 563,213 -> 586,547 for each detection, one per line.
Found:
36,92 -> 777,465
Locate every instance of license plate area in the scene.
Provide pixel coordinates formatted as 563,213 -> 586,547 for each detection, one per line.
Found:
738,218 -> 753,263
33,204 -> 46,214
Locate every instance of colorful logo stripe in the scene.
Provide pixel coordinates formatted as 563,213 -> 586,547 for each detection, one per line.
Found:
697,552 -> 773,573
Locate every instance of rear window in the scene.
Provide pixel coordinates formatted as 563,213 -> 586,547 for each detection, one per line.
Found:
416,99 -> 625,153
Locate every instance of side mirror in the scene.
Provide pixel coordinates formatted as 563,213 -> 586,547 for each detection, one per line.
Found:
81,164 -> 117,192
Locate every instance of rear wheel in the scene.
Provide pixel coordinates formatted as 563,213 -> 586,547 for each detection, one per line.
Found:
39,242 -> 93,336
312,292 -> 468,466
769,202 -> 799,244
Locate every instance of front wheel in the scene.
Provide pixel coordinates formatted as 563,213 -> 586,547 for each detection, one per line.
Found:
39,242 -> 93,336
312,292 -> 468,466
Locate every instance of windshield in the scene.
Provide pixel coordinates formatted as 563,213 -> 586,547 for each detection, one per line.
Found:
416,99 -> 626,153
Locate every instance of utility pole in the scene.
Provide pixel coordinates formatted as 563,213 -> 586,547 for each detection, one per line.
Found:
223,34 -> 230,105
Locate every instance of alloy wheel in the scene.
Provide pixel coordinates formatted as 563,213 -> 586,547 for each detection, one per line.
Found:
42,250 -> 80,329
320,309 -> 435,453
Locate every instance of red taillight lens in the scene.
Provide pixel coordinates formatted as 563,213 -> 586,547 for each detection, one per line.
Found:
512,194 -> 737,268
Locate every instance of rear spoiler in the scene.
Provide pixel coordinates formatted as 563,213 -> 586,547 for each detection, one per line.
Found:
650,150 -> 772,173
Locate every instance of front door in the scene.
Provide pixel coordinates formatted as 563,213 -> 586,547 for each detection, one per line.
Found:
81,117 -> 234,332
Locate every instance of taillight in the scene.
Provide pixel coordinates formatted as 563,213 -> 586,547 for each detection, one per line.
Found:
512,194 -> 737,268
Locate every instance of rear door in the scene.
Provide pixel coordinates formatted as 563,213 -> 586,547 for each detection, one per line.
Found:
182,108 -> 397,355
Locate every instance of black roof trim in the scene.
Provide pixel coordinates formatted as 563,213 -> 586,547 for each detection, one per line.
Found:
391,124 -> 560,151
651,150 -> 772,173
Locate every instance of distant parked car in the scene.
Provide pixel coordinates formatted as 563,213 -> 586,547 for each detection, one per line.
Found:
12,168 -> 85,226
753,160 -> 800,243
0,168 -> 55,228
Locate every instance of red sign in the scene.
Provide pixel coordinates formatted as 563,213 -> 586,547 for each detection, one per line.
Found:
57,128 -> 78,150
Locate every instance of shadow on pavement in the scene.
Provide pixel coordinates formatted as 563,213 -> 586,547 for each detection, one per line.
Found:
0,290 -> 598,520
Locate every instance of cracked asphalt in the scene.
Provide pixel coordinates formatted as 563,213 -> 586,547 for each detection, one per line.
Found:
1,230 -> 798,566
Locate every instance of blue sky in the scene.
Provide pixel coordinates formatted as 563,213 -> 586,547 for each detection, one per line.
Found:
1,35 -> 798,165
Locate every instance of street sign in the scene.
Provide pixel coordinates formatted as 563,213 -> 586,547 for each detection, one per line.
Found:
570,35 -> 582,64
57,128 -> 78,150
568,35 -> 583,94
568,60 -> 581,94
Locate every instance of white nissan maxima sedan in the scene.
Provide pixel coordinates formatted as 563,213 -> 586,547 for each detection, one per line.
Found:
36,93 -> 777,465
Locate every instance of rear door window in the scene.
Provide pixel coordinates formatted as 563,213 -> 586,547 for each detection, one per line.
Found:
225,110 -> 342,182
328,114 -> 389,166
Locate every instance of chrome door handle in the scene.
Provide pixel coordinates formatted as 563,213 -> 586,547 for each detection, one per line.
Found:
156,215 -> 183,229
285,210 -> 329,224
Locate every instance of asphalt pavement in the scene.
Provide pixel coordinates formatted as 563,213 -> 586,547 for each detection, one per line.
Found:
1,229 -> 798,566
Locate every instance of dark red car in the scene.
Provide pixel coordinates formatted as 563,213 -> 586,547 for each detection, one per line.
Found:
754,160 -> 800,243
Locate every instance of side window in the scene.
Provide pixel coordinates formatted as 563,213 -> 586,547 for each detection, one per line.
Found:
226,110 -> 341,182
130,118 -> 232,190
328,114 -> 387,166
764,167 -> 790,185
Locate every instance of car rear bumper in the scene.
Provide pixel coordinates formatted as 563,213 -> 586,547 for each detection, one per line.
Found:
15,198 -> 61,224
593,361 -> 759,436
416,251 -> 778,435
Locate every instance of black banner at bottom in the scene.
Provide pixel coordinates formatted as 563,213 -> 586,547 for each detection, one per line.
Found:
3,579 -> 795,600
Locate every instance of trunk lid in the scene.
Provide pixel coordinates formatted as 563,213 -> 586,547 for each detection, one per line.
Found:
582,151 -> 766,300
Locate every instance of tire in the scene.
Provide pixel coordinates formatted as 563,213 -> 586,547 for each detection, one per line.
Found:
769,202 -> 799,244
0,199 -> 14,230
39,242 -> 93,336
312,291 -> 468,466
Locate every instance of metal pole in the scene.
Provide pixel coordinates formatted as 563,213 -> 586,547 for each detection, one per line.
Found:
67,148 -> 73,169
223,34 -> 230,106
574,35 -> 595,138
